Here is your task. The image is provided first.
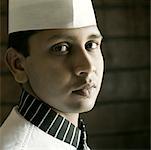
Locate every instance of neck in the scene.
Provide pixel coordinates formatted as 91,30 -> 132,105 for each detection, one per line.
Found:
54,109 -> 79,127
22,86 -> 80,127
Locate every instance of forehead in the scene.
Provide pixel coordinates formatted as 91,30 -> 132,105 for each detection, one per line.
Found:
29,25 -> 102,42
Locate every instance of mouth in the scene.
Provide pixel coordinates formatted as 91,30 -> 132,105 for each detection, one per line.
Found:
72,84 -> 97,97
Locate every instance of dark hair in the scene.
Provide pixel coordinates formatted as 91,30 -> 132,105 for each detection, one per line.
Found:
8,31 -> 38,57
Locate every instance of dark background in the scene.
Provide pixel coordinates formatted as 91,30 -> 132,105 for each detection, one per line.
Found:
0,0 -> 150,149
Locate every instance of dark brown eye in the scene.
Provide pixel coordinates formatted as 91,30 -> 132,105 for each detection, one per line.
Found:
85,41 -> 99,51
50,42 -> 70,55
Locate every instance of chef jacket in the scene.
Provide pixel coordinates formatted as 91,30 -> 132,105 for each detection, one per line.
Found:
0,90 -> 90,150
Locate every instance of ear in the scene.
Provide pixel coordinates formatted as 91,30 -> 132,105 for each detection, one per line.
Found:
5,48 -> 28,84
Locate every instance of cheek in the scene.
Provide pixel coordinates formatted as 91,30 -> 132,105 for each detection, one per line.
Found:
25,59 -> 71,91
95,53 -> 104,87
96,52 -> 104,74
47,67 -> 71,87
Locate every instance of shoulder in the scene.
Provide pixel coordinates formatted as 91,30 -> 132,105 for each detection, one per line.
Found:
0,107 -> 77,150
0,106 -> 34,150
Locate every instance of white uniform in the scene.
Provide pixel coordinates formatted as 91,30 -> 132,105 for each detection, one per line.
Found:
0,90 -> 90,150
0,107 -> 78,150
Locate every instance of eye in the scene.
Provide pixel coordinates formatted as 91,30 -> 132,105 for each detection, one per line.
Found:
85,41 -> 99,51
49,42 -> 70,55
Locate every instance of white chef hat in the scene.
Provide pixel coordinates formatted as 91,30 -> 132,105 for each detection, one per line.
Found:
9,0 -> 97,34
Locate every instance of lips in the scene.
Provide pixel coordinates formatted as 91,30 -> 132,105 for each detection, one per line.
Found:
72,84 -> 96,97
72,88 -> 90,97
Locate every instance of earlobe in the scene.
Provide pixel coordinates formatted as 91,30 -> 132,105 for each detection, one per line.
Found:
5,48 -> 28,83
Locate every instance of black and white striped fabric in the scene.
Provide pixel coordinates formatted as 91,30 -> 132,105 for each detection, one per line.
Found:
18,90 -> 82,148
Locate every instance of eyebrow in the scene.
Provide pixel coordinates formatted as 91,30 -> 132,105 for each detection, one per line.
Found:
47,33 -> 103,41
88,34 -> 103,40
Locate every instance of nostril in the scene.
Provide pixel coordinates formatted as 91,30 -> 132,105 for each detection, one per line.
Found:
78,71 -> 88,77
75,65 -> 96,77
87,78 -> 92,84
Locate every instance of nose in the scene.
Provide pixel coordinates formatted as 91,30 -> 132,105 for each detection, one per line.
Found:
74,50 -> 96,77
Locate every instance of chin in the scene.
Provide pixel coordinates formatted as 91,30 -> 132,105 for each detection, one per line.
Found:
67,101 -> 96,113
79,97 -> 97,113
79,104 -> 95,113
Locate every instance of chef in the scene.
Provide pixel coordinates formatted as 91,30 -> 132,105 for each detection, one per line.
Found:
0,0 -> 104,149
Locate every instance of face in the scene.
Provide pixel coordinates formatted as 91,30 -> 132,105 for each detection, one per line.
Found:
23,25 -> 104,113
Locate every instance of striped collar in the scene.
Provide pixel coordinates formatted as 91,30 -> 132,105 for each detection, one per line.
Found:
18,90 -> 82,148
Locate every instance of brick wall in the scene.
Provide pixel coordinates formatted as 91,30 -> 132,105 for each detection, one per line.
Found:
0,0 -> 150,149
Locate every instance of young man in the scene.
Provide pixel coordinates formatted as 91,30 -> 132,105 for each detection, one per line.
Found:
0,0 -> 104,149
